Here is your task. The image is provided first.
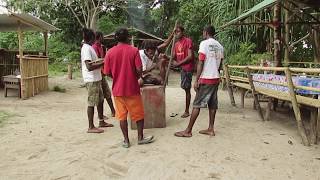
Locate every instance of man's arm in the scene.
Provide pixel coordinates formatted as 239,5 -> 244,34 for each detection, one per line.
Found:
157,30 -> 175,51
194,60 -> 204,92
85,60 -> 104,71
174,48 -> 194,67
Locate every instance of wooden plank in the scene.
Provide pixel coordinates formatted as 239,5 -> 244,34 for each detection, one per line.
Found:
18,22 -> 25,99
285,68 -> 310,146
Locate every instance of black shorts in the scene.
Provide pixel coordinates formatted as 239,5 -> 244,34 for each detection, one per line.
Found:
193,83 -> 219,109
181,70 -> 192,90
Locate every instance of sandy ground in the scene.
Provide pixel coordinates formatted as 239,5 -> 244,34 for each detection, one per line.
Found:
0,73 -> 319,180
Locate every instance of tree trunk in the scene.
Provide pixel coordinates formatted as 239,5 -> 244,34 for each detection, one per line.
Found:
67,64 -> 73,80
284,1 -> 291,65
312,27 -> 320,63
273,2 -> 282,67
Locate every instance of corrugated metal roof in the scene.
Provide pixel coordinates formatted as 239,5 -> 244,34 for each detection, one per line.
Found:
221,0 -> 277,28
0,7 -> 59,32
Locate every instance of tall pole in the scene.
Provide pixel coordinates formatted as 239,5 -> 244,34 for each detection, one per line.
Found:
273,1 -> 282,67
284,1 -> 290,65
44,31 -> 48,56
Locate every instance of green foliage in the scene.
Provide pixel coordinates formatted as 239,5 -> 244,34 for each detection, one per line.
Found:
0,32 -> 18,49
52,85 -> 66,93
97,14 -> 127,35
227,43 -> 272,65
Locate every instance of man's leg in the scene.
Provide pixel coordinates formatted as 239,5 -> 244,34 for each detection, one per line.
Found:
181,88 -> 191,118
98,100 -> 114,127
106,97 -> 116,117
199,84 -> 219,136
120,120 -> 130,147
136,119 -> 144,141
199,108 -> 216,136
86,82 -> 104,133
174,107 -> 200,137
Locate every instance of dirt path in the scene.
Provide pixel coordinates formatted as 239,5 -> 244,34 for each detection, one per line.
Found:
0,74 -> 319,180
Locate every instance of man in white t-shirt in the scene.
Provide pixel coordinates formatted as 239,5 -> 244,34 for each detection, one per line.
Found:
138,39 -> 173,86
81,28 -> 113,133
175,25 -> 223,138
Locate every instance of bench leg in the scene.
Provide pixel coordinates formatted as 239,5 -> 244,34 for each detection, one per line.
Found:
240,89 -> 245,108
309,108 -> 318,145
265,98 -> 273,121
4,84 -> 7,97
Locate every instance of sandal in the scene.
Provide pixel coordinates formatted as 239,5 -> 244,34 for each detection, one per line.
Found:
138,136 -> 155,145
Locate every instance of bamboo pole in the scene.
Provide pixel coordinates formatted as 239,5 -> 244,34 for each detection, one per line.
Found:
246,67 -> 264,121
224,65 -> 236,106
273,2 -> 282,68
17,22 -> 25,99
163,20 -> 178,89
44,31 -> 48,56
285,67 -> 310,146
68,64 -> 73,79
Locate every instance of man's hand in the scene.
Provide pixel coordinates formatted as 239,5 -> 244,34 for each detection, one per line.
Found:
171,61 -> 180,68
193,81 -> 200,92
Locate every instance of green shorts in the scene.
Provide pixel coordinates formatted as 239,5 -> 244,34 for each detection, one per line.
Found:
86,81 -> 104,107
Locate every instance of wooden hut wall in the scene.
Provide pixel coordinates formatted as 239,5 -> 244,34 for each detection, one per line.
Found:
20,56 -> 48,98
0,50 -> 44,87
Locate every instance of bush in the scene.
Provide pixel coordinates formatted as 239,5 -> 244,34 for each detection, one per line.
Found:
53,85 -> 66,93
227,43 -> 272,65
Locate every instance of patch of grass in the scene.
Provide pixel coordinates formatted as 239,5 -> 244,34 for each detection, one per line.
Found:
52,85 -> 66,93
48,63 -> 82,78
0,111 -> 13,126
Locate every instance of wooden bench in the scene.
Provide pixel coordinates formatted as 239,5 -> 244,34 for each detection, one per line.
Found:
3,75 -> 21,98
224,65 -> 320,146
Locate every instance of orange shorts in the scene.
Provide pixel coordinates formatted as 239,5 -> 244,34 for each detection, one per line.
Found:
114,95 -> 144,122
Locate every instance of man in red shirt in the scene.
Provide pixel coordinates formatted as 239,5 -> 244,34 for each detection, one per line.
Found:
104,28 -> 154,148
171,25 -> 195,118
175,25 -> 223,137
92,31 -> 116,119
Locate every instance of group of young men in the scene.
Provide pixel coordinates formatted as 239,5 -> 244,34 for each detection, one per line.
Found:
80,24 -> 224,148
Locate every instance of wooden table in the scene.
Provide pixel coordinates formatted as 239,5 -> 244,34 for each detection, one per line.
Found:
3,75 -> 21,98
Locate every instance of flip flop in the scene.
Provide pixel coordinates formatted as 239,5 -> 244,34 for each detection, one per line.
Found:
199,130 -> 215,136
99,121 -> 114,128
180,113 -> 190,118
138,136 -> 155,145
174,131 -> 192,137
170,113 -> 178,117
122,141 -> 130,148
87,127 -> 104,133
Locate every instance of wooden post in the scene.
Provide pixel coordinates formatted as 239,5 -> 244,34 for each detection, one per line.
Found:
163,20 -> 178,89
67,64 -> 73,80
285,67 -> 310,146
44,31 -> 48,56
240,89 -> 245,108
273,2 -> 282,68
284,1 -> 290,65
223,65 -> 236,106
265,97 -> 273,121
310,108 -> 318,145
246,67 -> 264,121
18,22 -> 25,99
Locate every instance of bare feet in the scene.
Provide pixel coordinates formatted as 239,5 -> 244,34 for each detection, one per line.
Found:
174,130 -> 192,137
199,129 -> 215,136
99,121 -> 114,128
87,127 -> 104,133
181,112 -> 190,118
